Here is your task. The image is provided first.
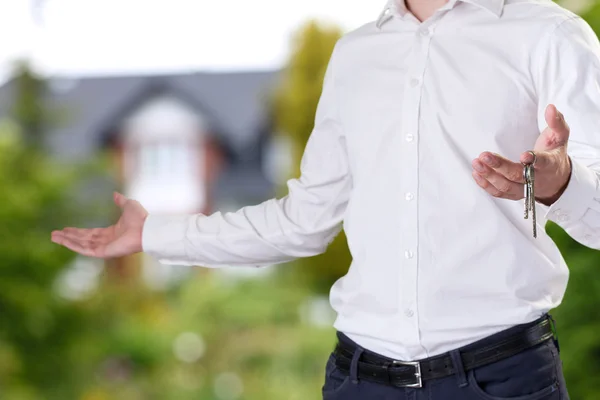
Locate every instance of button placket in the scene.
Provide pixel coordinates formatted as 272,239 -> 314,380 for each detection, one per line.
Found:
398,28 -> 432,333
398,20 -> 439,336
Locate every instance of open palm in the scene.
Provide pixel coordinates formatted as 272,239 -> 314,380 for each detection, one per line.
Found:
51,192 -> 148,258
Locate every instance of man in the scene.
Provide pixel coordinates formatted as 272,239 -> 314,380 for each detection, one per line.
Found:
51,0 -> 600,398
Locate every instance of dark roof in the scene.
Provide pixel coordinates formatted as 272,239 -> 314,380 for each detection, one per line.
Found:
0,70 -> 280,159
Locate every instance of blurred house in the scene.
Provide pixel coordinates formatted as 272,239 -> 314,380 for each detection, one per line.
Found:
0,70 -> 291,288
0,70 -> 286,215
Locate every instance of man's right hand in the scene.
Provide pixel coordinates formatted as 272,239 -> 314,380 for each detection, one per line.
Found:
51,192 -> 148,259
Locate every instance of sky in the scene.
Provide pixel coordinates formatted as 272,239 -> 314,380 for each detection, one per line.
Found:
0,0 -> 385,82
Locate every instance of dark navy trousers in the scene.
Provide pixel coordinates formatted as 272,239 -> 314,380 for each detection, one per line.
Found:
322,318 -> 569,400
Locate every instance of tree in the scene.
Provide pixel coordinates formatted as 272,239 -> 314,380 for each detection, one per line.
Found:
272,21 -> 348,293
0,60 -> 109,399
0,122 -> 92,399
10,61 -> 47,148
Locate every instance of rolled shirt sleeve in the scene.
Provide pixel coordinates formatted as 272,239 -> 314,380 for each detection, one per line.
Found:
534,16 -> 600,250
142,43 -> 352,267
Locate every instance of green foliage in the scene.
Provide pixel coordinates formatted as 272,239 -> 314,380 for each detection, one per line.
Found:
0,123 -> 92,399
546,223 -> 600,399
272,21 -> 350,293
273,21 -> 343,167
582,1 -> 600,31
150,274 -> 335,400
17,271 -> 335,400
0,59 -> 114,399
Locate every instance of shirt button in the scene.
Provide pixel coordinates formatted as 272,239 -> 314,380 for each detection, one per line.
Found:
558,214 -> 569,222
409,78 -> 420,87
405,309 -> 414,318
404,250 -> 414,259
405,134 -> 414,142
585,234 -> 594,242
405,193 -> 414,201
419,28 -> 431,37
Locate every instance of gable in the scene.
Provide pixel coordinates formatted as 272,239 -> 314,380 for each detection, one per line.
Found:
0,70 -> 280,160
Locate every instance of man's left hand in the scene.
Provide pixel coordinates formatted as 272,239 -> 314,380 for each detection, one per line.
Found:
471,104 -> 572,206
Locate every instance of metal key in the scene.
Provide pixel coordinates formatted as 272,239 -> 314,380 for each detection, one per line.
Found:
523,165 -> 529,219
523,152 -> 537,238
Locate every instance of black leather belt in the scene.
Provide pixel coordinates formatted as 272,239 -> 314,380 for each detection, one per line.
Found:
333,316 -> 555,388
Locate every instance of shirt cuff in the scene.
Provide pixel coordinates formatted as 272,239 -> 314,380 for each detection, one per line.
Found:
545,158 -> 598,226
142,214 -> 191,264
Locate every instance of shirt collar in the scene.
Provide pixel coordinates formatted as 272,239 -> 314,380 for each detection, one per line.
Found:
462,0 -> 505,17
376,0 -> 505,28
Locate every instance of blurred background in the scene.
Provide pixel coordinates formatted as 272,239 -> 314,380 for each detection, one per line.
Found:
0,0 -> 599,399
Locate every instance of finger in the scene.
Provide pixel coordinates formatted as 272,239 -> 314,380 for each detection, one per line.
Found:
472,161 -> 523,199
478,152 -> 524,184
51,230 -> 63,242
60,227 -> 96,240
114,192 -> 128,208
544,104 -> 569,146
51,233 -> 101,257
472,171 -> 505,198
54,227 -> 109,243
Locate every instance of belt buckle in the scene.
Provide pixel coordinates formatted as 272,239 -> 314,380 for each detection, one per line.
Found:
392,360 -> 422,388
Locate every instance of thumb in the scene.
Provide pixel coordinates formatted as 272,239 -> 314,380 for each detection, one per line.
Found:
543,104 -> 570,148
113,192 -> 128,208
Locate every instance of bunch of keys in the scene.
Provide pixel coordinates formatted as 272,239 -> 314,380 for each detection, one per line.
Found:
523,151 -> 537,238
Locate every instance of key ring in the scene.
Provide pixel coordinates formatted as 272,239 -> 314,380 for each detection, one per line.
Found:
521,151 -> 537,166
522,151 -> 536,183
528,150 -> 537,166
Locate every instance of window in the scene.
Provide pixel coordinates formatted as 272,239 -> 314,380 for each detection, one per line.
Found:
135,142 -> 195,180
138,144 -> 159,178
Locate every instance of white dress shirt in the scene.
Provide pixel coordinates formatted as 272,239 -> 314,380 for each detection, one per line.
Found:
142,0 -> 600,361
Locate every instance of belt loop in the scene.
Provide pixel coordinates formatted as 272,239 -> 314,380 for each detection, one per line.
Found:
449,349 -> 468,388
549,314 -> 560,353
350,346 -> 364,384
